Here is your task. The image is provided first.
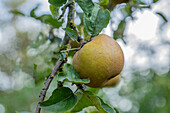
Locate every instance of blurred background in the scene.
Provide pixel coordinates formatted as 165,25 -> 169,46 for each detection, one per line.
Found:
0,0 -> 169,113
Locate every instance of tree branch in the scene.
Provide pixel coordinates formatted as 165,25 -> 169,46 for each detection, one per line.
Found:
62,0 -> 75,45
58,1 -> 73,20
60,48 -> 80,52
35,57 -> 63,113
35,1 -> 77,113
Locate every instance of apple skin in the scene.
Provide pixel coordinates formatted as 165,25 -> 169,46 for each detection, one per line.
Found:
72,34 -> 124,88
103,74 -> 121,87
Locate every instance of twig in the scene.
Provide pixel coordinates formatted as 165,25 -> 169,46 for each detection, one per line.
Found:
62,0 -> 75,45
35,57 -> 63,113
69,20 -> 87,48
58,1 -> 73,20
70,20 -> 82,42
60,48 -> 80,53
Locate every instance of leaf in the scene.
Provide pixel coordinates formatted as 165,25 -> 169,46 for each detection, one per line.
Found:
92,8 -> 110,36
98,97 -> 116,113
82,91 -> 108,113
58,63 -> 90,84
30,4 -> 39,18
83,5 -> 110,36
10,10 -> 25,16
37,14 -> 63,28
77,0 -> 94,17
153,0 -> 159,3
120,4 -> 131,18
73,91 -> 116,113
60,52 -> 66,61
113,20 -> 126,40
71,92 -> 94,112
156,12 -> 168,23
114,108 -> 120,113
83,4 -> 100,35
63,27 -> 78,41
29,5 -> 63,28
50,5 -> 59,18
33,64 -> 37,70
48,0 -> 67,7
40,87 -> 77,113
99,0 -> 109,6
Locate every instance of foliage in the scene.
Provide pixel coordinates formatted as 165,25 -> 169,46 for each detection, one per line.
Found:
40,87 -> 77,113
0,0 -> 169,113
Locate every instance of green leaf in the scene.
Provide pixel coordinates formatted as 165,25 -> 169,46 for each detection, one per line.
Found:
156,12 -> 168,23
83,4 -> 110,36
114,108 -> 120,113
10,10 -> 25,16
58,63 -> 90,84
120,4 -> 131,18
50,5 -> 59,18
40,87 -> 77,113
98,97 -> 116,113
48,0 -> 67,6
71,92 -> 94,112
60,52 -> 66,61
113,20 -> 126,40
82,91 -> 108,113
29,5 -> 63,28
99,0 -> 109,6
64,28 -> 78,41
73,91 -> 116,113
77,0 -> 94,17
33,64 -> 37,70
83,4 -> 100,35
37,14 -> 63,28
30,4 -> 39,18
92,8 -> 110,36
78,2 -> 110,36
153,0 -> 159,3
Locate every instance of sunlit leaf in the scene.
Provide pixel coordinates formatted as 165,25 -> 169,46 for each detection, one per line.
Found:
40,87 -> 77,113
99,0 -> 109,6
48,0 -> 67,7
58,63 -> 90,84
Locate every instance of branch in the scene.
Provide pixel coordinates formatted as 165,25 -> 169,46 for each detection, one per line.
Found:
35,57 -> 63,113
58,1 -> 73,20
35,1 -> 79,112
62,0 -> 75,45
60,48 -> 80,52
